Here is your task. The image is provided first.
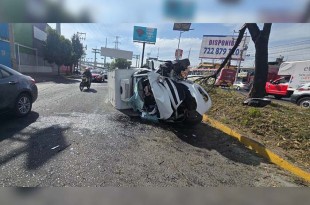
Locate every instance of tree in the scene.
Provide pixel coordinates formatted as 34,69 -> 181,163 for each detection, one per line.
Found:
71,34 -> 84,70
105,62 -> 111,70
247,23 -> 272,98
59,36 -> 73,67
44,29 -> 72,75
110,58 -> 132,69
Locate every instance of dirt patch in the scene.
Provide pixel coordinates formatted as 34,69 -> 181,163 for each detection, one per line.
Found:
204,87 -> 310,172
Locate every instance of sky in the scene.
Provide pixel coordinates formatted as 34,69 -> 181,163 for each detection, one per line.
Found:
49,23 -> 310,68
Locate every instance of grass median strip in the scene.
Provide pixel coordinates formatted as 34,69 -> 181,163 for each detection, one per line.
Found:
202,114 -> 310,183
200,87 -> 310,182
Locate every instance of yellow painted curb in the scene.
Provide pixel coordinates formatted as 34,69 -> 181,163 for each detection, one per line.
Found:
202,114 -> 310,183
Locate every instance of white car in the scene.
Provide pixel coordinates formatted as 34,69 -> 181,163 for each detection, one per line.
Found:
290,83 -> 310,108
187,74 -> 204,81
233,81 -> 248,90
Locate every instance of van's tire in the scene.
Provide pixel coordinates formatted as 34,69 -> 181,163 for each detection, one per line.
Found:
14,93 -> 32,117
274,95 -> 282,100
297,97 -> 310,108
183,110 -> 203,126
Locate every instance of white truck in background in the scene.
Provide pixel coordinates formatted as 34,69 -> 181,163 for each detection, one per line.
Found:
265,60 -> 310,99
278,60 -> 310,90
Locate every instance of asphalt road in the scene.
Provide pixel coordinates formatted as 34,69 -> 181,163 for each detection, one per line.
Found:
0,77 -> 304,186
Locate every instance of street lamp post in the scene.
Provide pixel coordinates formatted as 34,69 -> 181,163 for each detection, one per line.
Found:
173,23 -> 193,60
177,31 -> 184,52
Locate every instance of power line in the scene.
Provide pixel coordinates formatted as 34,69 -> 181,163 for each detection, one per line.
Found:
268,47 -> 310,55
246,39 -> 310,55
268,39 -> 310,49
247,46 -> 310,56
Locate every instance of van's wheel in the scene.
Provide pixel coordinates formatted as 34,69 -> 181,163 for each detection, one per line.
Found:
183,110 -> 203,126
298,97 -> 310,108
15,93 -> 32,117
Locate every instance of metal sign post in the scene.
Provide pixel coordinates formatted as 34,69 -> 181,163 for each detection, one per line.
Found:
141,42 -> 146,67
173,23 -> 193,60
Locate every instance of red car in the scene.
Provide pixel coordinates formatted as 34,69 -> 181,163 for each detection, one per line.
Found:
90,69 -> 104,83
265,76 -> 292,99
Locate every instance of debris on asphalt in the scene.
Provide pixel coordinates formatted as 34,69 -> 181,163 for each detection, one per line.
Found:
51,145 -> 60,150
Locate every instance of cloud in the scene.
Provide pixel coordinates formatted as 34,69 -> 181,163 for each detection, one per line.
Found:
269,23 -> 310,42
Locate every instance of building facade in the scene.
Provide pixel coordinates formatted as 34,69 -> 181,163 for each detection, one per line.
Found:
0,23 -> 12,67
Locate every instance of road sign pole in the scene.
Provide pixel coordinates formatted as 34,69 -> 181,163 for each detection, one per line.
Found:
141,42 -> 146,68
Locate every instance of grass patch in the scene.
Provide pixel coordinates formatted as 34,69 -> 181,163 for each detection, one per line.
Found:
248,108 -> 262,118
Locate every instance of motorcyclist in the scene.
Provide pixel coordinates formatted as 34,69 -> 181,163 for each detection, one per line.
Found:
83,67 -> 92,84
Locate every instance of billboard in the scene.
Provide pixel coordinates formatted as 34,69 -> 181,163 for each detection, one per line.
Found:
0,23 -> 9,39
101,47 -> 133,60
0,40 -> 12,67
133,26 -> 157,44
173,23 -> 191,31
199,35 -> 250,61
33,26 -> 47,41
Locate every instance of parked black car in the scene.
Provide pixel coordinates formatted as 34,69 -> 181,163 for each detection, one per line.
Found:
0,64 -> 38,116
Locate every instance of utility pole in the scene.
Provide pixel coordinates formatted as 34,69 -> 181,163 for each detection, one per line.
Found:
56,23 -> 61,35
92,48 -> 100,68
114,36 -> 120,49
188,48 -> 191,59
104,37 -> 107,67
157,48 -> 159,60
234,31 -> 248,82
8,23 -> 17,70
77,32 -> 86,71
133,54 -> 140,68
77,32 -> 86,41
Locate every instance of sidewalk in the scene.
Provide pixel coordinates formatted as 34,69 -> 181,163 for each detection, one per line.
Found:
25,73 -> 81,84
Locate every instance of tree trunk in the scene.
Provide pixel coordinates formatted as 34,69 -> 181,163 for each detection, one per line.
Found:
247,23 -> 272,98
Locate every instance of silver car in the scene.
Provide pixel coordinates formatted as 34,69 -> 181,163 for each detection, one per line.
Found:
0,64 -> 38,117
233,81 -> 249,91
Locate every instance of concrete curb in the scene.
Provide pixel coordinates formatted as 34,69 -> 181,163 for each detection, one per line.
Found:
202,114 -> 310,183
